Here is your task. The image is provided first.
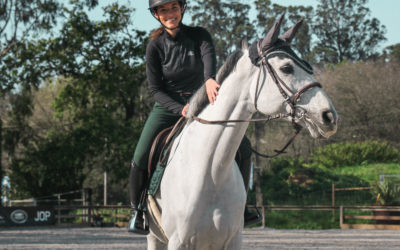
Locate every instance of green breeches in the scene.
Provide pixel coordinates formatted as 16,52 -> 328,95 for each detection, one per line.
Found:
132,102 -> 181,170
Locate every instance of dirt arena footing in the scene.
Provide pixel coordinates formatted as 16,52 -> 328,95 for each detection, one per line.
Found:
0,227 -> 399,249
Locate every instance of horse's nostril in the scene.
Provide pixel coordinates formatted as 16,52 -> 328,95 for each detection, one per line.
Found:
322,110 -> 335,125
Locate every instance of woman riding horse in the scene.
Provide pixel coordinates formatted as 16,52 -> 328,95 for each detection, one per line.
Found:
128,0 -> 261,234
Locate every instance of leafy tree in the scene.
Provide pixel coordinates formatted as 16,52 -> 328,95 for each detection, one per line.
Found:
0,0 -> 100,190
313,0 -> 386,64
7,2 -> 148,201
0,0 -> 63,58
384,43 -> 400,62
0,0 -> 64,181
188,0 -> 255,67
253,0 -> 314,61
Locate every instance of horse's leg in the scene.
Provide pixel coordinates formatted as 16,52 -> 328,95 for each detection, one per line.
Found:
147,234 -> 167,250
167,234 -> 182,250
225,230 -> 242,250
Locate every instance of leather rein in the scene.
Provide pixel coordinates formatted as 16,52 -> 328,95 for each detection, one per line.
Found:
193,41 -> 322,158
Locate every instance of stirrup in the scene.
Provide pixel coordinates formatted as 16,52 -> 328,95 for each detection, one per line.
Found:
128,204 -> 149,235
244,207 -> 263,227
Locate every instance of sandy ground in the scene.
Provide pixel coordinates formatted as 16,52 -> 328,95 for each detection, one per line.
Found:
0,227 -> 399,249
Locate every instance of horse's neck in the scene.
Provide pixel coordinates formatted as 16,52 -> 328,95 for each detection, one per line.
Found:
187,72 -> 254,180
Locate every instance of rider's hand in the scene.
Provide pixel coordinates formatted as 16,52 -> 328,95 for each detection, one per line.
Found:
205,78 -> 220,104
181,104 -> 189,117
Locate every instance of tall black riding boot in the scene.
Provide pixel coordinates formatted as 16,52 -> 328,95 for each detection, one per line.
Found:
128,162 -> 149,234
238,155 -> 263,227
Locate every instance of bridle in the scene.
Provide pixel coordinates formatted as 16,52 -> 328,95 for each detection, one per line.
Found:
193,41 -> 322,158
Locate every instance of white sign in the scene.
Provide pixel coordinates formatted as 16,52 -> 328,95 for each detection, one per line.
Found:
34,211 -> 52,222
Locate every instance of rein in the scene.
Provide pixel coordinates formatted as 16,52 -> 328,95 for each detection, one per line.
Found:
192,41 -> 322,158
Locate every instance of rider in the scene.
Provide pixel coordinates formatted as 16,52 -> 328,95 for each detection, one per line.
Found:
128,0 -> 261,234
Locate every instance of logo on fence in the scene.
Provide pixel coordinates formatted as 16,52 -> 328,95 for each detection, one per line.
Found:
34,210 -> 52,222
10,209 -> 28,224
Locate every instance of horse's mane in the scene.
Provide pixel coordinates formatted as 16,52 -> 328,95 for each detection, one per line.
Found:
186,48 -> 245,118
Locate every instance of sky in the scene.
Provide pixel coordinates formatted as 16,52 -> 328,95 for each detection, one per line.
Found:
122,0 -> 400,49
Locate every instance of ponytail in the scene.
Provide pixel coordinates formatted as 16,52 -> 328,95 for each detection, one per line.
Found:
150,27 -> 164,41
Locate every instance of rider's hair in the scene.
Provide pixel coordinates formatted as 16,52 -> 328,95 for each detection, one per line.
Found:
150,27 -> 164,41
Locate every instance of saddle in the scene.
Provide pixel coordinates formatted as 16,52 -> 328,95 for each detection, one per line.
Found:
147,117 -> 186,195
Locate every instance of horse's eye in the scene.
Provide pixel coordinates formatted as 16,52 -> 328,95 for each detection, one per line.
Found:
280,64 -> 294,74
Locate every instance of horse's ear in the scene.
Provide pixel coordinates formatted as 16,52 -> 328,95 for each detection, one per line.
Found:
261,13 -> 285,48
241,38 -> 249,50
280,19 -> 303,43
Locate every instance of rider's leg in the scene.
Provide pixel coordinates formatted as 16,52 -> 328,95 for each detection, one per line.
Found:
128,161 -> 148,234
129,102 -> 180,234
237,136 -> 263,227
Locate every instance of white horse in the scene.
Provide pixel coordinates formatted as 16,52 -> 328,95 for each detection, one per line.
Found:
146,15 -> 338,250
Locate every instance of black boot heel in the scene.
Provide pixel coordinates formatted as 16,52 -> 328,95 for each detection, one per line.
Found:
244,206 -> 263,227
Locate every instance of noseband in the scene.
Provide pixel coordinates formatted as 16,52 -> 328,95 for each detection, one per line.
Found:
193,41 -> 322,158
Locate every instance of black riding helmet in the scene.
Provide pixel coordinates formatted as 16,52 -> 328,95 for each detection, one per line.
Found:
149,0 -> 187,30
149,0 -> 186,10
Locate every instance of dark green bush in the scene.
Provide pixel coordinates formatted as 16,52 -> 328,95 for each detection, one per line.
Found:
310,141 -> 400,168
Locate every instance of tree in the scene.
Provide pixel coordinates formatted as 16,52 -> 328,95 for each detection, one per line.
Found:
313,0 -> 386,64
6,2 -> 148,201
0,0 -> 64,181
0,0 -> 101,191
0,0 -> 63,57
189,0 -> 255,67
254,0 -> 314,61
318,60 -> 400,148
384,43 -> 400,62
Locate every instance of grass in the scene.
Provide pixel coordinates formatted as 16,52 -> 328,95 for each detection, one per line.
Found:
264,210 -> 340,229
333,163 -> 400,184
251,162 -> 400,229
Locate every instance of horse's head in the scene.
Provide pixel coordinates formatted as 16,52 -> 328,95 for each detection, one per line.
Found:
248,14 -> 338,138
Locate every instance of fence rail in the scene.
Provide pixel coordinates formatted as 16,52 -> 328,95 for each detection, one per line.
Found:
43,205 -> 400,230
340,205 -> 400,230
54,205 -> 130,226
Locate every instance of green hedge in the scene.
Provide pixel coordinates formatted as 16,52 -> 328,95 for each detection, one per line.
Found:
309,141 -> 400,168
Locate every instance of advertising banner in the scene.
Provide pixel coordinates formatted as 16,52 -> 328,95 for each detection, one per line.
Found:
0,206 -> 55,226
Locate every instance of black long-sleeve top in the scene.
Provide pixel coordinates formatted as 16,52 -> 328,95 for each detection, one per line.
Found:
146,25 -> 217,114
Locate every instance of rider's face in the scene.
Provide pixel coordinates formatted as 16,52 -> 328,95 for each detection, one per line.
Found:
154,1 -> 182,30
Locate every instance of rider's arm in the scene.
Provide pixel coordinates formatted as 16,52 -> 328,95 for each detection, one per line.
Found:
198,27 -> 219,104
198,27 -> 217,82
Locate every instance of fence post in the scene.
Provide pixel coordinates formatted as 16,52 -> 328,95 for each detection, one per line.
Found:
339,206 -> 343,228
115,207 -> 117,225
262,206 -> 265,227
254,167 -> 264,228
57,194 -> 61,225
82,189 -> 86,223
86,188 -> 92,225
104,171 -> 107,205
332,183 -> 335,217
88,206 -> 92,225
